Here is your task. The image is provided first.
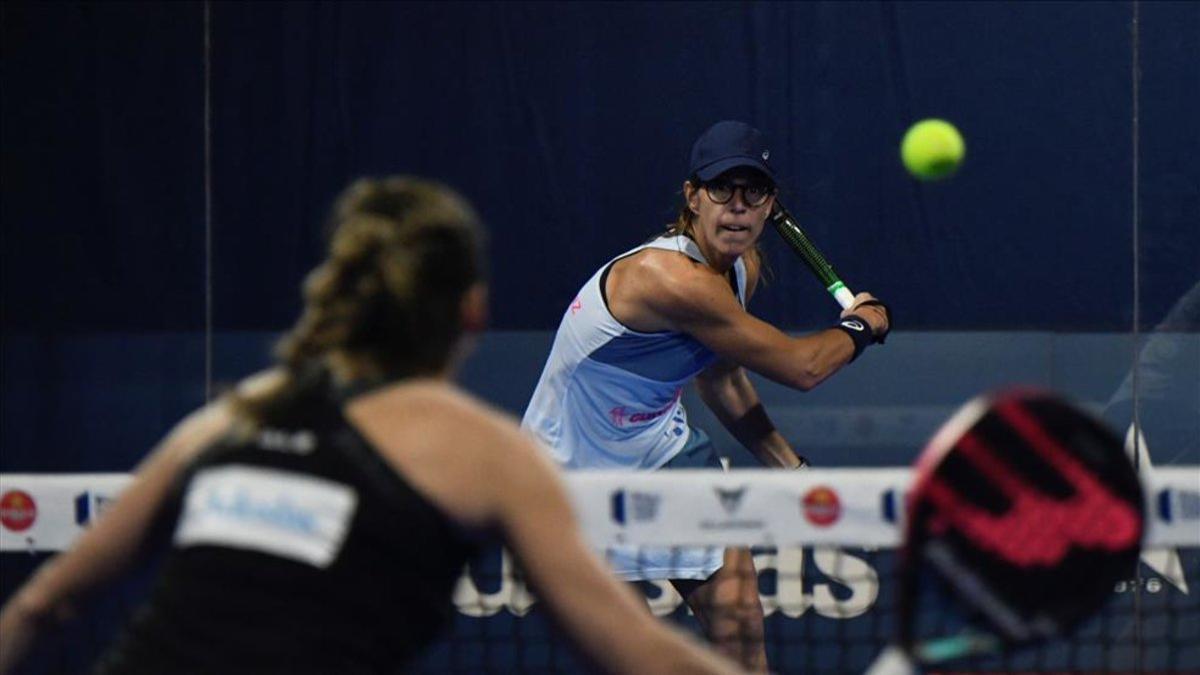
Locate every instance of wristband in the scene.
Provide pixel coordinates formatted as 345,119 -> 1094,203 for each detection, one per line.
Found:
834,314 -> 873,361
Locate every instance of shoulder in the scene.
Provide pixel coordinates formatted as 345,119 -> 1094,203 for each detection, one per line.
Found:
188,369 -> 286,444
620,247 -> 732,305
143,391 -> 239,472
602,245 -> 736,332
640,252 -> 748,330
347,380 -> 559,526
154,368 -> 292,464
352,381 -> 534,462
614,244 -> 703,279
234,368 -> 288,398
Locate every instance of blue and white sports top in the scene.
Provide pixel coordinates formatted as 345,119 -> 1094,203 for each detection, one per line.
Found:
522,235 -> 747,470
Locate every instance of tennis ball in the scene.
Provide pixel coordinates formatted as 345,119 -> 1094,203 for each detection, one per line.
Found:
900,119 -> 965,180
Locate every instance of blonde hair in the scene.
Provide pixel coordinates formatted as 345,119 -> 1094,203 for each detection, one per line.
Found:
231,176 -> 485,427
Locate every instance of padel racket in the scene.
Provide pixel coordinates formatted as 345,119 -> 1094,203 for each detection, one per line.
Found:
866,389 -> 1145,674
769,201 -> 855,309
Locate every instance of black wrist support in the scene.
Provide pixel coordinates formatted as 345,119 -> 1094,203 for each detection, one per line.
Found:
834,315 -> 874,361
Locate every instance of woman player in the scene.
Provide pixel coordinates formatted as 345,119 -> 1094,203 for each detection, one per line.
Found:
0,177 -> 741,674
522,121 -> 891,670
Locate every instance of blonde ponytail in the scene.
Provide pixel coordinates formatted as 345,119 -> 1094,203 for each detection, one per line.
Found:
230,176 -> 485,429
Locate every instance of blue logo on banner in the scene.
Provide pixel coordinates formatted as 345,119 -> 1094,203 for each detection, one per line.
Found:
74,491 -> 114,525
611,490 -> 626,525
1158,488 -> 1200,523
881,488 -> 905,524
610,490 -> 661,525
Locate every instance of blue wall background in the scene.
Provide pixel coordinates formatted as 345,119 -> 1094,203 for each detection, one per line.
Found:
4,1 -> 1198,335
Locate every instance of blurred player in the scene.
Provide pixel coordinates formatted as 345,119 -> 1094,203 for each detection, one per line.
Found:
523,121 -> 891,670
0,176 -> 741,675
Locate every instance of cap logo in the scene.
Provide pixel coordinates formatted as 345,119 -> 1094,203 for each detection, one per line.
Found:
762,150 -> 770,161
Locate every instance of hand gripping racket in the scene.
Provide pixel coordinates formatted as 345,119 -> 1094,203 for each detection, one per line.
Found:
866,389 -> 1145,674
769,201 -> 855,309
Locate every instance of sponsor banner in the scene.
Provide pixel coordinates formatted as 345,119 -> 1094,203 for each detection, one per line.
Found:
2,468 -> 1198,552
0,474 -> 129,551
575,468 -> 909,548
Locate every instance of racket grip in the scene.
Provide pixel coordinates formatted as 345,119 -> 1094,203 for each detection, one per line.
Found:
829,281 -> 855,309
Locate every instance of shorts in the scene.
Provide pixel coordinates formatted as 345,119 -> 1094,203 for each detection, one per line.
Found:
604,427 -> 726,581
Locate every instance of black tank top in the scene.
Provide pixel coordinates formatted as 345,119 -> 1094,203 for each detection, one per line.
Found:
97,378 -> 483,674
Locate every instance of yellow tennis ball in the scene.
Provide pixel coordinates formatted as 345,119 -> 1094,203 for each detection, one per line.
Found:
901,119 -> 965,180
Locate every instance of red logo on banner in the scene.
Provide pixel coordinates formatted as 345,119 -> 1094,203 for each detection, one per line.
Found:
802,486 -> 841,527
0,490 -> 38,532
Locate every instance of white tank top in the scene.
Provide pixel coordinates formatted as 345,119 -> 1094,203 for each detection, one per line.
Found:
521,235 -> 747,469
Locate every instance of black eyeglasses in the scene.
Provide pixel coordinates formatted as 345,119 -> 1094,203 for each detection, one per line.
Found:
702,180 -> 776,207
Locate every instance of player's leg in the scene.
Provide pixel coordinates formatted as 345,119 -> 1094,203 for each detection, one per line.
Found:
672,548 -> 768,672
661,428 -> 767,671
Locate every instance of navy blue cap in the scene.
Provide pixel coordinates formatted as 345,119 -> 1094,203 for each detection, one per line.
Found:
688,120 -> 776,183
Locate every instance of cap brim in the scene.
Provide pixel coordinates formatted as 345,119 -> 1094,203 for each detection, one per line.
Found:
695,156 -> 776,183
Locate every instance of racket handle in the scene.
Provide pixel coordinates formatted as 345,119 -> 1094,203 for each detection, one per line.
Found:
829,281 -> 855,309
769,203 -> 856,310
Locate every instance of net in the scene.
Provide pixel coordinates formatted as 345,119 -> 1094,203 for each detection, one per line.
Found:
419,468 -> 1199,674
2,468 -> 1197,674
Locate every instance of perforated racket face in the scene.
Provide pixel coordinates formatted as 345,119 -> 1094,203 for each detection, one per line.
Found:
902,390 -> 1144,648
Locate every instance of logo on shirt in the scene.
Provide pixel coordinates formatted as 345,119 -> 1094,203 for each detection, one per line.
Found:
570,297 -> 583,314
174,465 -> 358,568
0,490 -> 37,532
609,389 -> 683,428
257,428 -> 316,454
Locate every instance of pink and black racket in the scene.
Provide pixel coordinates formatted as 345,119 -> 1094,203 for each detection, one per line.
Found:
867,389 -> 1145,673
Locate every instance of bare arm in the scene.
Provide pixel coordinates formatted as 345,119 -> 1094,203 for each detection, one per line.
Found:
695,359 -> 805,469
0,404 -> 231,673
649,257 -> 886,391
692,258 -> 805,468
350,385 -> 742,674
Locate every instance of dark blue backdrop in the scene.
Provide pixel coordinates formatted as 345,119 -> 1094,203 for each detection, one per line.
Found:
5,0 -> 1198,472
4,1 -> 1197,337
